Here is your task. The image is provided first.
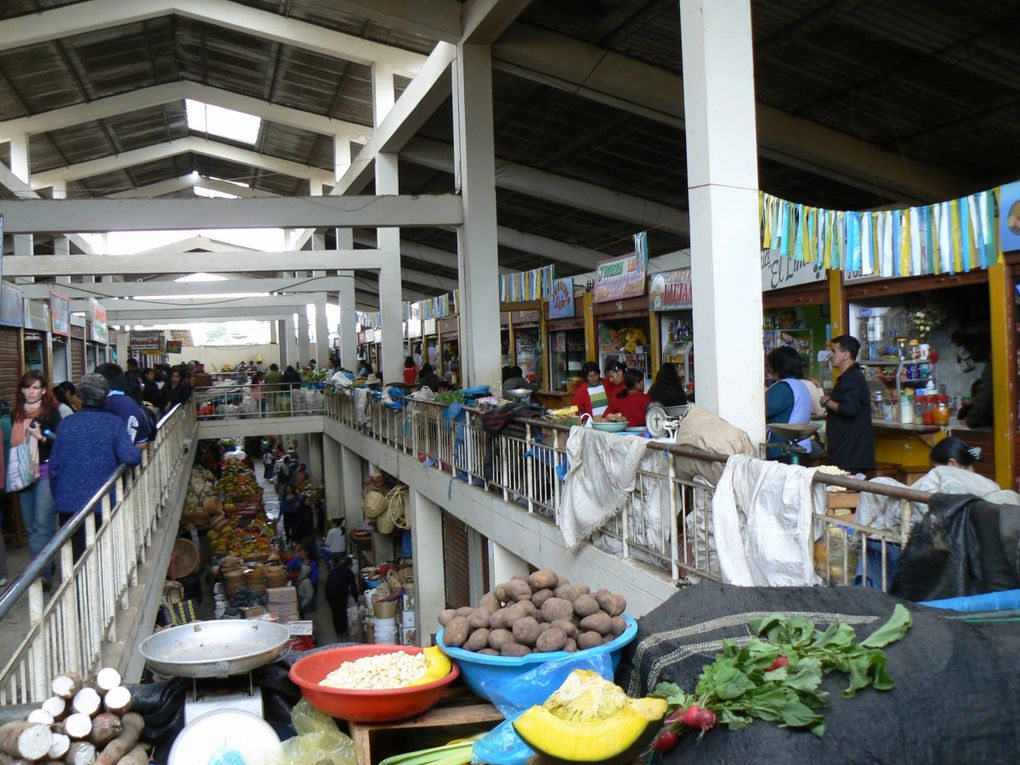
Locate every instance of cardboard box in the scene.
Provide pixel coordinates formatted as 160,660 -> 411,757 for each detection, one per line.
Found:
241,606 -> 266,619
270,603 -> 299,617
267,586 -> 297,603
401,610 -> 416,629
286,620 -> 314,636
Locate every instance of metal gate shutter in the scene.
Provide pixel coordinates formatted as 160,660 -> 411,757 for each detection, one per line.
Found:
70,327 -> 85,380
441,511 -> 471,609
0,327 -> 21,402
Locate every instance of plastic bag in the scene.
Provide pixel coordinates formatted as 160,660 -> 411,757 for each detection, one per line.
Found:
472,653 -> 614,765
281,700 -> 356,765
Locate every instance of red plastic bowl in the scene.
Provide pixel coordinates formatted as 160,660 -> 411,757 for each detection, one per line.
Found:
288,644 -> 460,723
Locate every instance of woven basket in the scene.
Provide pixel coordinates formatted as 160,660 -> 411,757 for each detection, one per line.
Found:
373,598 -> 398,618
386,486 -> 410,530
172,538 -> 200,579
362,489 -> 388,519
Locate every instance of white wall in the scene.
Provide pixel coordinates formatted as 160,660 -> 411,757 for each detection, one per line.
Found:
178,343 -> 281,370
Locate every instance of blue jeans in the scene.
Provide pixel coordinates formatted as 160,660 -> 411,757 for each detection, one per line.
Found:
19,476 -> 56,579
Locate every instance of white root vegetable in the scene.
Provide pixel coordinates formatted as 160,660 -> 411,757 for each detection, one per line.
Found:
71,688 -> 101,717
94,716 -> 142,765
86,715 -> 122,749
48,732 -> 70,759
51,673 -> 83,700
62,713 -> 93,740
25,709 -> 53,725
65,740 -> 97,765
101,687 -> 131,716
93,669 -> 121,694
0,754 -> 29,765
114,745 -> 148,765
41,696 -> 67,720
0,721 -> 54,760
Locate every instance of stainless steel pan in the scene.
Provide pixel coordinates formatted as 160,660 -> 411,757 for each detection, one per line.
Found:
139,620 -> 291,678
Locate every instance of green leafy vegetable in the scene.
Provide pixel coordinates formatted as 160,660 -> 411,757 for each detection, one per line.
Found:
652,605 -> 912,741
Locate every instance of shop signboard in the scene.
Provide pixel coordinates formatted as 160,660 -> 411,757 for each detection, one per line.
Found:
89,298 -> 108,344
407,318 -> 422,338
373,328 -> 382,343
594,252 -> 646,303
49,291 -> 70,336
548,277 -> 575,319
423,318 -> 437,336
23,299 -> 50,331
1001,179 -> 1020,253
165,340 -> 183,354
761,250 -> 826,291
130,329 -> 165,351
0,282 -> 24,328
649,268 -> 693,310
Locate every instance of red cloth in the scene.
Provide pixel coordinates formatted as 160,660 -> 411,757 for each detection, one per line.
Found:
605,379 -> 625,404
605,391 -> 651,427
403,365 -> 418,385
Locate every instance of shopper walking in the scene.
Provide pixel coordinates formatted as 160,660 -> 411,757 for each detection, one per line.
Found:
11,370 -> 62,587
324,554 -> 358,638
821,335 -> 875,473
280,483 -> 299,544
49,374 -> 142,560
0,399 -> 13,587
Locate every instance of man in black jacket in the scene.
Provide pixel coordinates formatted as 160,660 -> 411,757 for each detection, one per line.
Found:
820,334 -> 875,473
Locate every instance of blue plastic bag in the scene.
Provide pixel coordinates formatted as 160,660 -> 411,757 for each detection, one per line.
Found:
471,653 -> 614,765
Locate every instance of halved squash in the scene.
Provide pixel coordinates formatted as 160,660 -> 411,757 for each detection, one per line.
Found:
408,646 -> 453,686
512,670 -> 666,764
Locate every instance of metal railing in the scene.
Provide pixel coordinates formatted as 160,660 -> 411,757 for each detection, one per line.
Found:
324,389 -> 931,590
193,384 -> 326,419
0,403 -> 195,704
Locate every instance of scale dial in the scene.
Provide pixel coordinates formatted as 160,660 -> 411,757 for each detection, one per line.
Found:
646,404 -> 669,438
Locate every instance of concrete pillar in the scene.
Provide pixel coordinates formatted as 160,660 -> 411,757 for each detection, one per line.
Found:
375,153 -> 404,384
313,434 -> 323,472
322,436 -> 343,519
340,446 -> 364,529
51,181 -> 71,261
680,0 -> 766,444
411,490 -> 446,644
10,134 -> 33,259
314,294 -> 329,368
309,179 -> 323,196
467,528 -> 485,605
270,320 -> 279,347
452,45 -> 502,391
283,315 -> 297,369
115,331 -> 129,368
335,227 -> 358,369
489,543 -> 529,589
372,64 -> 395,127
297,308 -> 311,369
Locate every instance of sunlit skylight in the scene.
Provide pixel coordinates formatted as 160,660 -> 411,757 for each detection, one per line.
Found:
186,100 -> 261,144
176,273 -> 228,283
194,186 -> 239,199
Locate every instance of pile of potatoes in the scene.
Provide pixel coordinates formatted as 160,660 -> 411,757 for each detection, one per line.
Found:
437,569 -> 627,657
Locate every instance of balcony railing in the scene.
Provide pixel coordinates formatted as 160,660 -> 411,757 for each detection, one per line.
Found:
193,384 -> 326,419
324,389 -> 929,590
0,403 -> 195,704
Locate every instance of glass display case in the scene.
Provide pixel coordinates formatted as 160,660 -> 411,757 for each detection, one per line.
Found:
763,329 -> 813,382
548,328 -> 586,390
515,327 -> 542,383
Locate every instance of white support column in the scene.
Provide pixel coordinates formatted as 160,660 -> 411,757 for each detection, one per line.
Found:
467,528 -> 485,606
336,228 -> 358,370
282,316 -> 297,368
376,153 -> 404,384
114,331 -> 128,367
410,491 -> 446,645
10,133 -> 33,259
453,45 -> 502,391
340,446 -> 364,529
297,307 -> 311,368
322,436 -> 343,519
680,0 -> 766,444
51,181 -> 70,261
372,64 -> 396,128
489,542 -> 529,589
313,294 -> 329,367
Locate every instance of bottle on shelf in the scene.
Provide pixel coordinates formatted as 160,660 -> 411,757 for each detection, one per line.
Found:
899,389 -> 914,425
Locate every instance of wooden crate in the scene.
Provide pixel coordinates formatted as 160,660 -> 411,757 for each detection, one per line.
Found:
348,687 -> 503,765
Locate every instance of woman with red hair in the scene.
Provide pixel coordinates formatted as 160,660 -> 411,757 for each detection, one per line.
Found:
11,370 -> 62,587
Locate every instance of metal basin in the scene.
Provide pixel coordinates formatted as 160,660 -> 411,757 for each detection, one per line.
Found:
139,620 -> 291,678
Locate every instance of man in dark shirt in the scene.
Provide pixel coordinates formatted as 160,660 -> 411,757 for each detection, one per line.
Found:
96,363 -> 153,449
820,334 -> 875,473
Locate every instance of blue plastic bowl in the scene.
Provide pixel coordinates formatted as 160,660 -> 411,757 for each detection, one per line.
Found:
436,615 -> 638,701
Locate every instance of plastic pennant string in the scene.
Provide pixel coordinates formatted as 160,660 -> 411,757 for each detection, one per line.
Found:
778,201 -> 789,256
968,194 -> 983,269
793,205 -> 805,261
816,209 -> 826,264
823,211 -> 833,268
888,211 -> 898,277
939,202 -> 952,273
961,195 -> 973,272
898,209 -> 911,278
861,213 -> 873,275
909,207 -> 922,276
950,198 -> 963,273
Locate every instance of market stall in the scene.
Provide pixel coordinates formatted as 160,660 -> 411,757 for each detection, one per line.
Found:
650,267 -> 695,399
593,250 -> 652,388
545,278 -> 587,393
0,282 -> 25,402
22,298 -> 51,376
437,317 -> 460,384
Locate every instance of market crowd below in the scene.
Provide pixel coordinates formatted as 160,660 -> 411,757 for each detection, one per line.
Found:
0,360 -> 195,590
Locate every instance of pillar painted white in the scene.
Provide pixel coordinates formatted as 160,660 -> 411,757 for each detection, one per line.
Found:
375,153 -> 404,384
453,46 -> 502,391
297,307 -> 311,368
336,228 -> 358,369
313,294 -> 329,368
307,433 -> 323,484
489,542 -> 530,589
680,0 -> 766,444
115,331 -> 129,368
372,64 -> 395,128
322,436 -> 343,519
283,316 -> 297,369
410,490 -> 446,645
334,138 -> 351,185
51,181 -> 71,261
340,446 -> 364,528
10,134 -> 33,259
